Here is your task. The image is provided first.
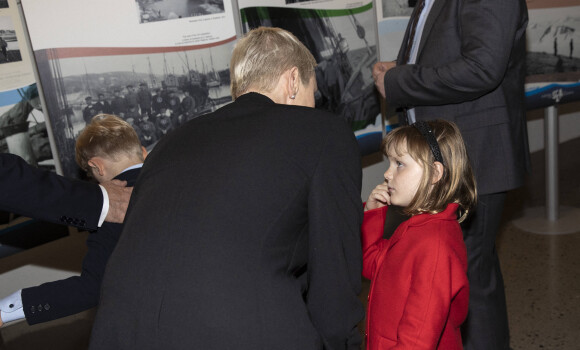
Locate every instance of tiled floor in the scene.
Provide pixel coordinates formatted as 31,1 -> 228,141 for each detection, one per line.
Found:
0,137 -> 579,349
497,136 -> 580,350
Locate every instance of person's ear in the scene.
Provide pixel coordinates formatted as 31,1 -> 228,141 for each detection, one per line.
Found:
141,146 -> 148,160
88,157 -> 105,176
286,67 -> 300,102
432,161 -> 444,184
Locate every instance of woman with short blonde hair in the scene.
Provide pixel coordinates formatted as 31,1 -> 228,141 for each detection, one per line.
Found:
230,27 -> 317,100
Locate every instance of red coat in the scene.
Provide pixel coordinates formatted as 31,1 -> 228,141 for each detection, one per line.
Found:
362,203 -> 469,350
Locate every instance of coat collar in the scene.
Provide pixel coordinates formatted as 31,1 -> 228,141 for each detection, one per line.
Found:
114,167 -> 141,187
235,92 -> 276,106
389,203 -> 460,244
418,0 -> 445,58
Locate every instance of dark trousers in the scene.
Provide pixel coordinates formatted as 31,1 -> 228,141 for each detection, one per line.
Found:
461,192 -> 510,350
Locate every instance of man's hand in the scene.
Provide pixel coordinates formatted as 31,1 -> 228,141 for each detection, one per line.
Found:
101,180 -> 133,224
372,61 -> 396,98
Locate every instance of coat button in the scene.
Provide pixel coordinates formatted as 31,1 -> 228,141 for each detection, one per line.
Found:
30,306 -> 35,313
44,303 -> 50,310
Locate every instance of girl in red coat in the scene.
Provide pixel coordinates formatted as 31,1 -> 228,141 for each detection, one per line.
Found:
362,120 -> 477,349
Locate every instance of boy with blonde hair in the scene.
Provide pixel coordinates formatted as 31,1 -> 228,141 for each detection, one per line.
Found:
76,114 -> 146,183
0,114 -> 145,326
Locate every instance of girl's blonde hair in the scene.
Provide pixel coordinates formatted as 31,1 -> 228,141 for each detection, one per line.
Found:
382,119 -> 477,222
229,27 -> 317,99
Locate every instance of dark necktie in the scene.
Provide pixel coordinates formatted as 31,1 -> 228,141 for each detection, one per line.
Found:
402,0 -> 426,64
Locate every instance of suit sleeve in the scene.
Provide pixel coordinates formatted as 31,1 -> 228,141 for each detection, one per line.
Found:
385,0 -> 525,107
0,153 -> 102,230
361,206 -> 389,281
21,222 -> 121,324
306,120 -> 364,350
393,225 -> 460,349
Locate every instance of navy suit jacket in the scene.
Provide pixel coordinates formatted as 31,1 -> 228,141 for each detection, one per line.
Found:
0,153 -> 102,230
21,168 -> 141,325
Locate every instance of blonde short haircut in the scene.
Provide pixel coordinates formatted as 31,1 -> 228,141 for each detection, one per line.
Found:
75,114 -> 143,173
382,119 -> 477,222
230,27 -> 317,99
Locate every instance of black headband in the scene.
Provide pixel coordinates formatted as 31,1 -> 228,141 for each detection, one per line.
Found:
412,121 -> 444,165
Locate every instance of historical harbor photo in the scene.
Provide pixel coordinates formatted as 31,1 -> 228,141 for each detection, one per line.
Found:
33,42 -> 235,178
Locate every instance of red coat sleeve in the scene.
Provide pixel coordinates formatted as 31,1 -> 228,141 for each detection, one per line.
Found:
361,205 -> 389,280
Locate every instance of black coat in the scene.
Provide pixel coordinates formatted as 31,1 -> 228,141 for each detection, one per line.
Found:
21,168 -> 141,324
0,153 -> 102,230
89,93 -> 364,349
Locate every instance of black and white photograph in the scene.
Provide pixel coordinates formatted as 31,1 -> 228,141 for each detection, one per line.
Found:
0,84 -> 54,170
32,43 -> 234,178
136,0 -> 225,23
242,6 -> 380,134
381,0 -> 416,18
0,16 -> 22,64
525,4 -> 580,83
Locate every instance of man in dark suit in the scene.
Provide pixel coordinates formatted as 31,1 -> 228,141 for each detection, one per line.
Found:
0,153 -> 131,229
82,96 -> 96,125
372,1 -> 530,349
0,115 -> 145,327
110,89 -> 127,118
94,93 -> 111,114
137,83 -> 152,116
0,37 -> 7,62
90,27 -> 363,350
